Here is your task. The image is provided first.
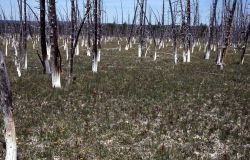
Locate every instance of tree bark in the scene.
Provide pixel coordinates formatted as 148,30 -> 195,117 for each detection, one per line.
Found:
0,51 -> 17,160
217,0 -> 237,69
92,0 -> 98,73
40,0 -> 50,74
168,0 -> 178,64
205,0 -> 218,59
240,21 -> 250,64
67,0 -> 76,85
49,0 -> 62,88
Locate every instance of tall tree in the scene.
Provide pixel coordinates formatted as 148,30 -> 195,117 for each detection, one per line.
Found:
240,21 -> 250,64
168,0 -> 178,64
216,0 -> 237,69
40,0 -> 50,74
49,0 -> 62,88
0,51 -> 17,160
185,0 -> 191,63
23,0 -> 28,69
138,0 -> 145,58
67,0 -> 77,85
92,0 -> 99,72
204,0 -> 218,60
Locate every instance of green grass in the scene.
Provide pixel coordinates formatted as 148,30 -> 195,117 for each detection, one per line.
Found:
0,38 -> 249,159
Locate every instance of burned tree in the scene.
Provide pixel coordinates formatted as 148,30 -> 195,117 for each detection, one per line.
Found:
204,0 -> 218,60
23,0 -> 28,69
138,0 -> 145,58
168,0 -> 178,64
67,0 -> 77,85
216,0 -> 237,69
92,0 -> 99,73
240,21 -> 250,64
184,0 -> 191,63
0,51 -> 17,160
48,0 -> 61,88
40,0 -> 50,74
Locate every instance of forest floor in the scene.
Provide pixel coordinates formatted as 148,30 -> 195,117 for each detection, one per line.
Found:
0,39 -> 249,159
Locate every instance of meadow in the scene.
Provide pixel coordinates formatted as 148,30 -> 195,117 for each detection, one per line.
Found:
0,39 -> 249,159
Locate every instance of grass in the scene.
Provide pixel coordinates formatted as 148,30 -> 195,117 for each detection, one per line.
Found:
0,38 -> 249,159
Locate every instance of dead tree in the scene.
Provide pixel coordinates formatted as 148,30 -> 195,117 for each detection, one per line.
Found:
204,0 -> 218,60
67,0 -> 77,85
0,51 -> 17,160
23,0 -> 28,69
96,0 -> 102,60
92,0 -> 99,72
216,0 -> 237,69
168,0 -> 178,64
16,0 -> 23,77
49,0 -> 62,88
183,0 -> 191,63
39,0 -> 50,74
86,0 -> 92,56
138,0 -> 145,58
240,21 -> 250,64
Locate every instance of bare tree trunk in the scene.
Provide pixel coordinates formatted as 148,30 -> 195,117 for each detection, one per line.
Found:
138,0 -> 144,58
67,0 -> 76,85
86,0 -> 91,56
240,21 -> 250,64
0,51 -> 17,160
92,0 -> 98,73
97,0 -> 102,62
17,0 -> 23,77
217,0 -> 237,69
168,0 -> 177,64
49,0 -> 62,88
205,0 -> 218,59
23,0 -> 28,69
40,0 -> 50,74
185,0 -> 191,63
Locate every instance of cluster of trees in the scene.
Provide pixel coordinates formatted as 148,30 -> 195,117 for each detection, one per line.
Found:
0,0 -> 249,159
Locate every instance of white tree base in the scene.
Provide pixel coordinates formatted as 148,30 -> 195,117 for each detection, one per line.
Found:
52,71 -> 61,88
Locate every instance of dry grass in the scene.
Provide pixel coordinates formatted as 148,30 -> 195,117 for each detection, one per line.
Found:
0,38 -> 249,159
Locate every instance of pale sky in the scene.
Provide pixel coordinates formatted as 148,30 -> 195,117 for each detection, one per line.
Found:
0,0 -> 238,24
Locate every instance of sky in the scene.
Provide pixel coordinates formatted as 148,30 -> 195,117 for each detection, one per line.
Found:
0,0 -> 228,24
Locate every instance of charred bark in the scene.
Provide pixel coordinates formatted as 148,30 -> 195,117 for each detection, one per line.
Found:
40,0 -> 50,74
240,22 -> 250,64
0,51 -> 17,160
49,0 -> 62,88
204,0 -> 218,59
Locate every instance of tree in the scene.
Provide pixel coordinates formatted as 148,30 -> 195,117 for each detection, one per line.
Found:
0,51 -> 17,160
216,0 -> 237,69
40,0 -> 50,74
168,0 -> 178,64
138,0 -> 145,58
240,21 -> 250,64
48,0 -> 62,88
92,0 -> 99,73
204,0 -> 218,60
67,0 -> 77,85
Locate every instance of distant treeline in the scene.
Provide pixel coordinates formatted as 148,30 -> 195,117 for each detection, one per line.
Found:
0,20 -> 207,38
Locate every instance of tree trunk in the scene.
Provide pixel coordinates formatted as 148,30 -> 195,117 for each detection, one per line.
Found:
168,0 -> 178,64
217,0 -> 237,69
205,0 -> 218,60
49,0 -> 62,88
92,0 -> 98,73
0,51 -> 17,160
23,0 -> 28,69
40,0 -> 50,74
138,0 -> 144,58
185,0 -> 191,63
240,22 -> 250,64
68,0 -> 76,85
